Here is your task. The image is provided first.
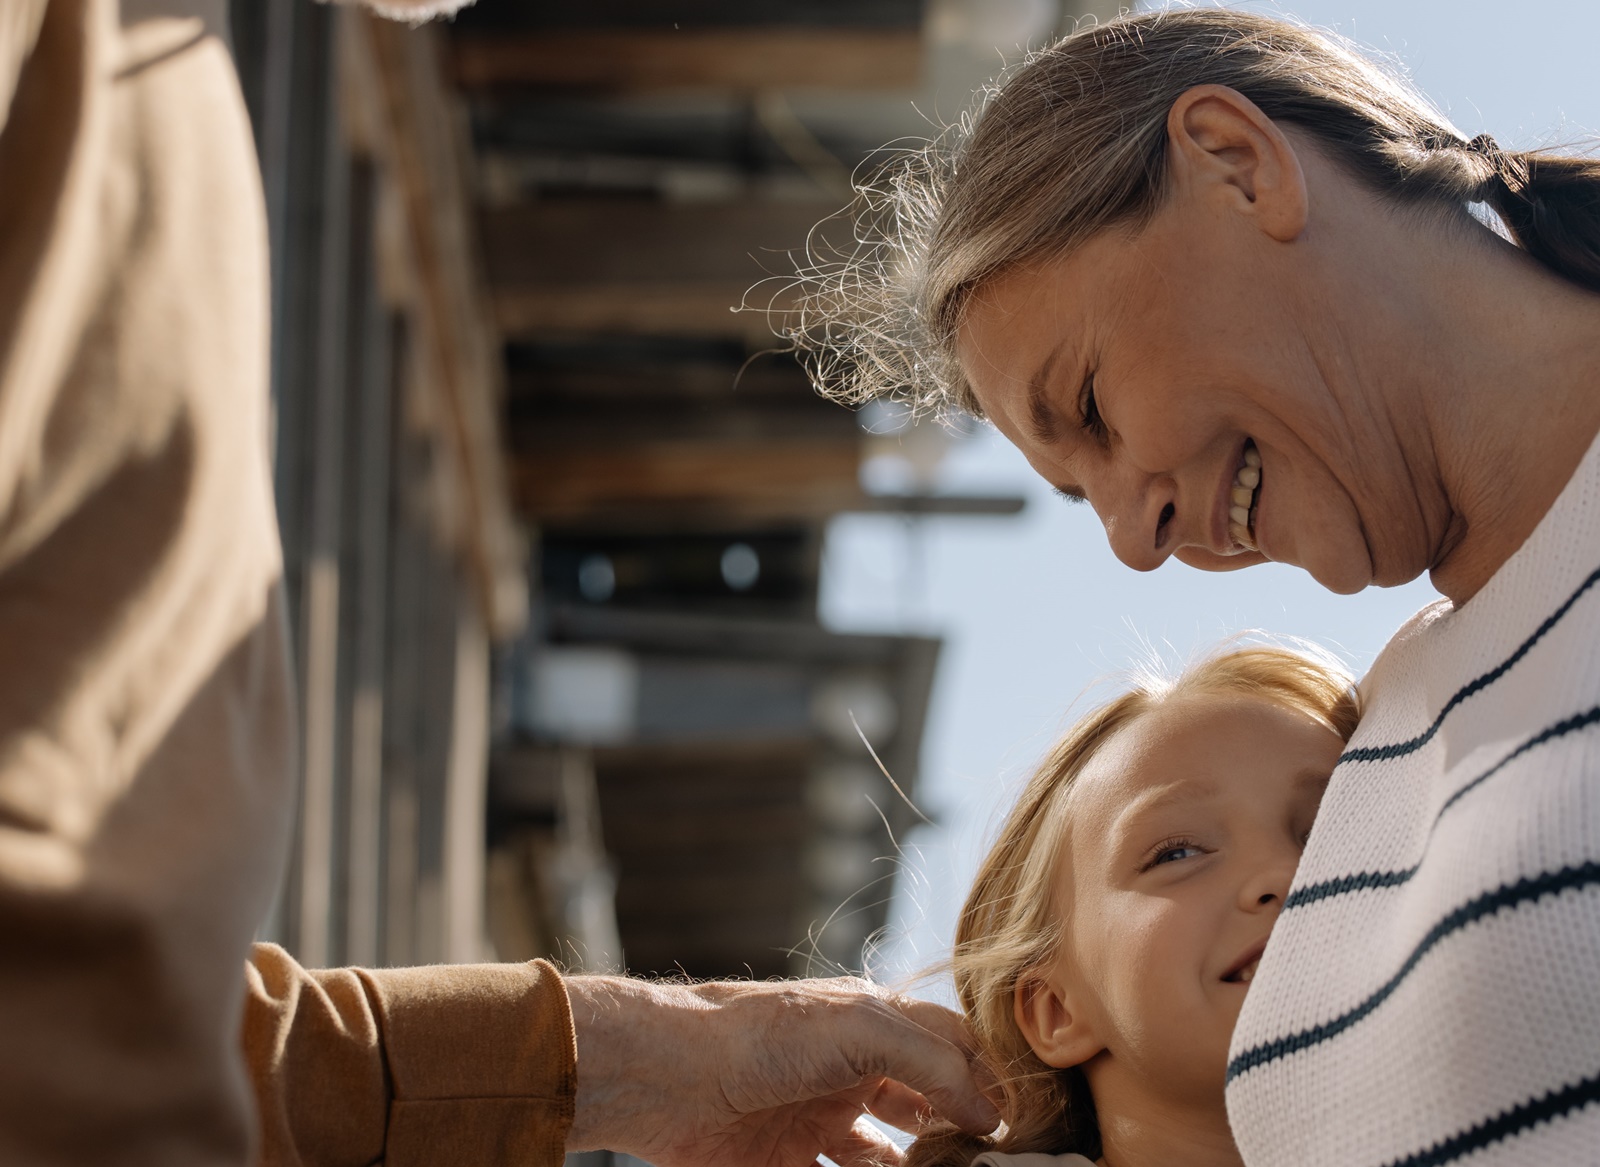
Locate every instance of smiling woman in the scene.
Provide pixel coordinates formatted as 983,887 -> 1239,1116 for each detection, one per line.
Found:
791,7 -> 1600,1166
792,8 -> 1600,600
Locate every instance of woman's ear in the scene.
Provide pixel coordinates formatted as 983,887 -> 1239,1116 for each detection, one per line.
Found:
1013,970 -> 1104,1069
1165,83 -> 1309,243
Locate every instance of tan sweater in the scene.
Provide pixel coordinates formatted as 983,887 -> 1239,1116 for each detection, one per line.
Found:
0,1 -> 575,1163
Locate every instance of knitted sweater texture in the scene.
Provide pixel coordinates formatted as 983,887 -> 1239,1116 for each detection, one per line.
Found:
1226,433 -> 1600,1165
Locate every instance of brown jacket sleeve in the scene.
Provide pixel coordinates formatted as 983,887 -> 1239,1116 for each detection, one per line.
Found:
244,947 -> 577,1167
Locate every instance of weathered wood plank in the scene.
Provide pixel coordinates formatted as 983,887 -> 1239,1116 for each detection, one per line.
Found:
513,438 -> 865,521
483,200 -> 837,286
447,0 -> 923,33
482,199 -> 837,340
346,12 -> 528,639
451,28 -> 922,92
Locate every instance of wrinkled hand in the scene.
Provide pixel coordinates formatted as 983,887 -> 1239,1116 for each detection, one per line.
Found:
563,974 -> 1000,1167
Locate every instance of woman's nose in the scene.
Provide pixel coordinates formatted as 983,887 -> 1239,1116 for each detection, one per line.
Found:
1095,472 -> 1178,573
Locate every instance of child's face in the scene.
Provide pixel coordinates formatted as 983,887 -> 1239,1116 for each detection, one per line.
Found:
1019,692 -> 1345,1113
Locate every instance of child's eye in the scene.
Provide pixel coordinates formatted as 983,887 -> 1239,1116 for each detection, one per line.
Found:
1143,837 -> 1205,870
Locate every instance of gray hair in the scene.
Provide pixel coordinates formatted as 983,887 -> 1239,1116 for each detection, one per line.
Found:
784,7 -> 1600,420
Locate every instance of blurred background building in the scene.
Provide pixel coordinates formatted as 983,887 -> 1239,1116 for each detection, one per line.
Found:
226,0 -> 1129,1017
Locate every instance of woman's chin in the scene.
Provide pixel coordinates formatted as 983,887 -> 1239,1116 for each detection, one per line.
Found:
1175,546 -> 1271,573
1303,548 -> 1375,594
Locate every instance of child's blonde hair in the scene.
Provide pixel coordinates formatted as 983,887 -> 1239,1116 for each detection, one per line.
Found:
908,646 -> 1360,1166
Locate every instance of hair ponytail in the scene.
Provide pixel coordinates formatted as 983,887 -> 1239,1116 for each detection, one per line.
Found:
904,1069 -> 1100,1167
1482,148 -> 1600,293
906,1074 -> 1100,1167
903,1124 -> 997,1167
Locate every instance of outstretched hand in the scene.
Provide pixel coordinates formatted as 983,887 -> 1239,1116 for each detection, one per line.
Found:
563,974 -> 1000,1167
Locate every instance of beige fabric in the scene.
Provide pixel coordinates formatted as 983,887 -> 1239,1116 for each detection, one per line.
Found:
0,1 -> 575,1163
245,947 -> 577,1167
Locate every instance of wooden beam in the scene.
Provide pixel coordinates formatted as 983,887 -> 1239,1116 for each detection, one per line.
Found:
494,285 -> 790,344
602,813 -> 810,857
510,401 -> 856,446
506,353 -> 814,404
451,28 -> 922,92
343,12 -> 528,639
512,437 -> 864,522
484,200 -> 836,287
446,0 -> 924,33
482,199 -> 839,341
847,494 -> 1028,517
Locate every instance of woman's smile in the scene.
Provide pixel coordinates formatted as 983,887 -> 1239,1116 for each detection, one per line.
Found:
1228,442 -> 1263,552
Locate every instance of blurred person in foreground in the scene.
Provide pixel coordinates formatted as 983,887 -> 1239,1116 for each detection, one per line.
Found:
0,1 -> 998,1164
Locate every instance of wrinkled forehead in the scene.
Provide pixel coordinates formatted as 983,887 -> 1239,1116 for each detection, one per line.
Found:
955,273 -> 1083,446
958,233 -> 1152,447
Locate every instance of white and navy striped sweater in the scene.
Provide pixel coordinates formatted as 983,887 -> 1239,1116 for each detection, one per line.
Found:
1227,435 -> 1600,1166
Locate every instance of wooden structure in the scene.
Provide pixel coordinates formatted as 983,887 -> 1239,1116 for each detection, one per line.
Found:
441,0 -> 993,987
493,607 -> 941,979
230,0 -> 523,967
227,0 -> 1034,1029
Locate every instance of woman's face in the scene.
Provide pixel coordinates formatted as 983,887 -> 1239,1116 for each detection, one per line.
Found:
1028,692 -> 1344,1108
955,120 -> 1439,594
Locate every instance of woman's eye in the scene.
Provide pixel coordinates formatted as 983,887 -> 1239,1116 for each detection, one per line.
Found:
1079,374 -> 1107,442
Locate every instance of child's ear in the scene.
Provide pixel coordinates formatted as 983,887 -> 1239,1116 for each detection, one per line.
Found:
1014,970 -> 1103,1069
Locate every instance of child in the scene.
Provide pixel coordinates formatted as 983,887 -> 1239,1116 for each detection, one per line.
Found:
910,646 -> 1359,1167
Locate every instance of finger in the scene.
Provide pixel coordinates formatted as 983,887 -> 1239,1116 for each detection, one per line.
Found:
862,1079 -> 939,1133
824,1117 -> 906,1167
886,996 -> 980,1055
878,998 -> 1004,1112
849,1011 -> 1000,1132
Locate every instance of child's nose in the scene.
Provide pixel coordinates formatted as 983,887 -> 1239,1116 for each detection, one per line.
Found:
1240,854 -> 1297,911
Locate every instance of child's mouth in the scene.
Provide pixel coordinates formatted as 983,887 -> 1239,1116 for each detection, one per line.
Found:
1228,441 -> 1263,551
1226,957 -> 1261,984
1223,942 -> 1267,984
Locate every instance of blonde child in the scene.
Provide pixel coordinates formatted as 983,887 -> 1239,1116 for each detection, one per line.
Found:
910,646 -> 1360,1167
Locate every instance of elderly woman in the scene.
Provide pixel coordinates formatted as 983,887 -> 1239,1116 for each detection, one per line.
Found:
799,8 -> 1600,1167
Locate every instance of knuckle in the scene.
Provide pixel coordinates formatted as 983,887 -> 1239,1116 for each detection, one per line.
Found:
834,974 -> 880,998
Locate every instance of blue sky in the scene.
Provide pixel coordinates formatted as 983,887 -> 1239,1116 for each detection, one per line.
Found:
820,0 -> 1600,994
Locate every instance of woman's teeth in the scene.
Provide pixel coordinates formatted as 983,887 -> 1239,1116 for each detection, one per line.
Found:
1228,444 -> 1263,550
1228,957 -> 1261,984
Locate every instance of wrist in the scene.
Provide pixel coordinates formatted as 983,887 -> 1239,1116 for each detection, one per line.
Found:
564,974 -> 703,1153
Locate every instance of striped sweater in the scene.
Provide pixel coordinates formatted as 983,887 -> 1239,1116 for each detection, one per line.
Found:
1226,434 -> 1600,1165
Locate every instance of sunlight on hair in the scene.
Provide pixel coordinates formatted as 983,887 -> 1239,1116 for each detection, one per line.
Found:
765,7 -> 1600,425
